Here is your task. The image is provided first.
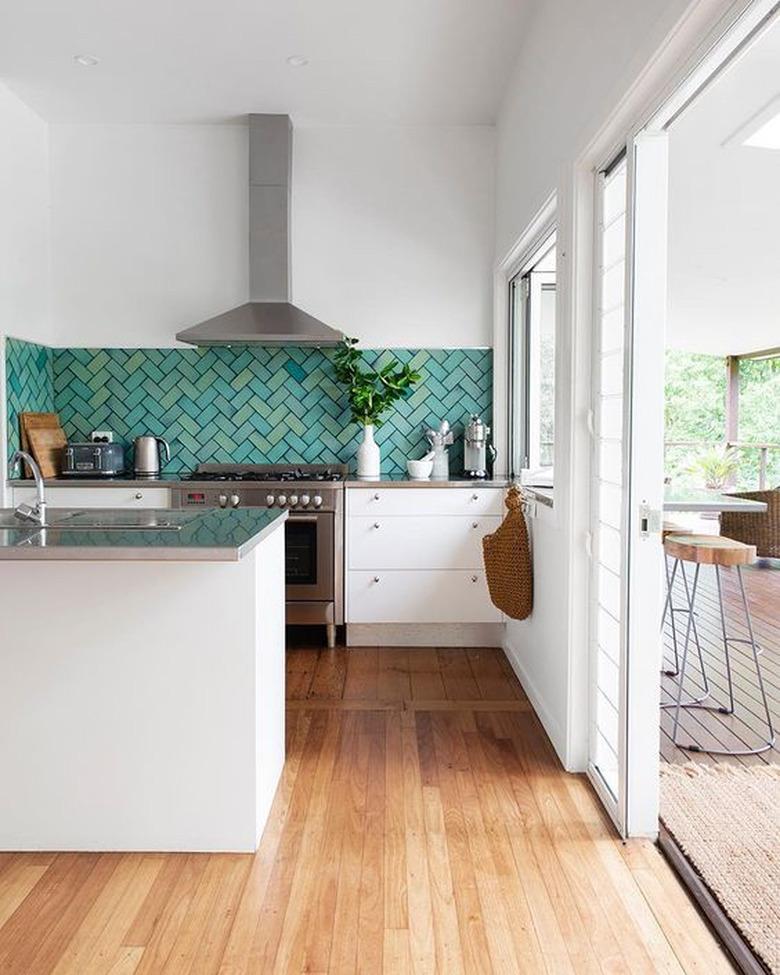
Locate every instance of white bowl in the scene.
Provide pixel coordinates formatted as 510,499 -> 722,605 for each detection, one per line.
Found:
407,458 -> 433,480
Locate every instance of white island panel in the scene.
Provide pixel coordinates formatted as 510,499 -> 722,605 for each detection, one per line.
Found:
0,523 -> 285,852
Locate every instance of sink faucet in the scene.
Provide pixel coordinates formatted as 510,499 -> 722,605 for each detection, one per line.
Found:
9,450 -> 47,527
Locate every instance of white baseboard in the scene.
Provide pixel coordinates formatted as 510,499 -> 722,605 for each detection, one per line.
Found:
346,623 -> 504,648
502,633 -> 567,766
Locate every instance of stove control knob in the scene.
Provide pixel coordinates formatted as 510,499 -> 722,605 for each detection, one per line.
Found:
300,494 -> 311,507
266,494 -> 275,507
313,495 -> 323,508
278,494 -> 287,507
289,494 -> 299,507
230,494 -> 240,509
218,493 -> 228,508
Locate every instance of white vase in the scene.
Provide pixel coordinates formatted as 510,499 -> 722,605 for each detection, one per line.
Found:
356,424 -> 381,479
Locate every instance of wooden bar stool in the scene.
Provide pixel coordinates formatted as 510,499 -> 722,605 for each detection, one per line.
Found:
663,533 -> 776,756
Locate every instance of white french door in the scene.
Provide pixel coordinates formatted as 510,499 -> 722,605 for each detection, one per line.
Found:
588,134 -> 667,837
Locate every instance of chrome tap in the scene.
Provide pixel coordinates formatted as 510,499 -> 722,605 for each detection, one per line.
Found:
9,450 -> 48,527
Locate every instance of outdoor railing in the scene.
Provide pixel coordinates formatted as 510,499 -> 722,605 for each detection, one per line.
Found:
665,440 -> 780,490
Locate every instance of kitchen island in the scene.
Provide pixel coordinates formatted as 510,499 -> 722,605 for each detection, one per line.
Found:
0,507 -> 287,853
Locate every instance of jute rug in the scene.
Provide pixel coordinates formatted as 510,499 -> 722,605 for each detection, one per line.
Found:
660,762 -> 780,973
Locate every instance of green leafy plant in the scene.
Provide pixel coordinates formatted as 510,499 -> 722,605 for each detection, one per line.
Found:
686,447 -> 739,490
333,337 -> 421,426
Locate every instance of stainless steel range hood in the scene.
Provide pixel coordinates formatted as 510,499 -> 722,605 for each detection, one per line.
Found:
176,115 -> 343,347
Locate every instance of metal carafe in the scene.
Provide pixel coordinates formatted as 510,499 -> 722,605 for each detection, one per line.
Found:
133,436 -> 170,477
463,414 -> 494,479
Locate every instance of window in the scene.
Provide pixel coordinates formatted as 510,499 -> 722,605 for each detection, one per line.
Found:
509,238 -> 556,482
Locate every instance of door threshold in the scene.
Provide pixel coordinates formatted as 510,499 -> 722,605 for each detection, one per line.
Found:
658,825 -> 768,975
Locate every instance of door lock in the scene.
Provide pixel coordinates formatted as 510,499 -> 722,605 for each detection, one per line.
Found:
639,501 -> 661,538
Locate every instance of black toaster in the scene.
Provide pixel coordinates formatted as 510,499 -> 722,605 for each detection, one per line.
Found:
61,442 -> 126,477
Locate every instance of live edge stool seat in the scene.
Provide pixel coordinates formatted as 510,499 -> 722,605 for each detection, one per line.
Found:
662,533 -> 775,756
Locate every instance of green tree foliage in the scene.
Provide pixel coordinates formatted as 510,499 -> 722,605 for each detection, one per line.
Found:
665,350 -> 780,488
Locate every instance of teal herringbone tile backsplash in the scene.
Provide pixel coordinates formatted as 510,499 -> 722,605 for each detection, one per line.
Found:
7,341 -> 492,474
5,338 -> 55,460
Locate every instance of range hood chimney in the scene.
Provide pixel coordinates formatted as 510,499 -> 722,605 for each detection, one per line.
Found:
176,114 -> 343,347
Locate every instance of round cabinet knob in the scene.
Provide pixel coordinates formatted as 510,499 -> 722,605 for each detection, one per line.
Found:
373,576 -> 380,583
472,521 -> 479,528
289,494 -> 299,507
300,494 -> 311,507
373,521 -> 381,529
135,492 -> 143,501
471,575 -> 479,583
471,493 -> 479,501
266,494 -> 275,507
277,494 -> 287,507
230,494 -> 240,509
313,495 -> 322,508
373,493 -> 380,500
218,493 -> 228,508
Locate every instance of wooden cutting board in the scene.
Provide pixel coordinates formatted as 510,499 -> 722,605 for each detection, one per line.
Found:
26,426 -> 67,479
20,412 -> 61,449
19,412 -> 61,475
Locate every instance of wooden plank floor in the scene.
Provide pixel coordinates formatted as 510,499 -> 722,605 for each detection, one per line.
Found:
660,561 -> 780,766
0,646 -> 735,974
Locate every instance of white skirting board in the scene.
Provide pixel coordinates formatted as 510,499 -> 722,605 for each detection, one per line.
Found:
346,622 -> 504,647
502,632 -> 567,766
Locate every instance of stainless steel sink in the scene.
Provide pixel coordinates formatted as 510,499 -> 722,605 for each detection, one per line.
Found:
47,510 -> 204,531
0,509 -> 204,532
0,511 -> 78,530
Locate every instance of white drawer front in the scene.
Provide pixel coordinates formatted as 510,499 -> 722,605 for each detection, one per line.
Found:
13,487 -> 170,509
349,515 -> 500,570
347,486 -> 504,517
347,569 -> 501,623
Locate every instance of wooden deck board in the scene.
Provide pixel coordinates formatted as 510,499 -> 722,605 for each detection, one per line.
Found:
0,647 -> 735,974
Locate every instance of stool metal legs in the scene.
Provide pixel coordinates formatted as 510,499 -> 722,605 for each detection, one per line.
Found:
660,557 -> 710,707
670,564 -> 776,756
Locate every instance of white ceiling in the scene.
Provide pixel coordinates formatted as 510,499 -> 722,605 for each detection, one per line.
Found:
0,0 -> 531,124
667,15 -> 780,356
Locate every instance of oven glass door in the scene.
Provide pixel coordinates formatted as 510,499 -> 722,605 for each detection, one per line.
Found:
285,513 -> 333,601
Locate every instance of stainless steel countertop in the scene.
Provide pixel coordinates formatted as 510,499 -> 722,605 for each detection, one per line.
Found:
345,476 -> 508,488
11,475 -> 510,490
0,508 -> 287,561
8,477 -> 186,488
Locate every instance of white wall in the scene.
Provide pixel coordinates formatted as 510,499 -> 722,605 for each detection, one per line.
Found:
47,122 -> 495,348
0,82 -> 54,505
0,83 -> 52,346
293,125 -> 495,347
494,0 -> 691,768
49,124 -> 249,348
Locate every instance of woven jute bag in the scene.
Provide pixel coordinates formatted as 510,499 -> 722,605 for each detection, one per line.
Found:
482,484 -> 533,620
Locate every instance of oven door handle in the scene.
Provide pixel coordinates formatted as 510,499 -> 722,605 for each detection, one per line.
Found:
287,514 -> 328,523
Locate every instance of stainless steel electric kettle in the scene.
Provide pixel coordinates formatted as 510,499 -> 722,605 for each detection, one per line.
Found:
133,436 -> 170,477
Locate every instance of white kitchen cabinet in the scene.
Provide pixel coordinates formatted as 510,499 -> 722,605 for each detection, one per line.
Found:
347,486 -> 503,518
349,515 -> 500,570
348,569 -> 500,623
345,484 -> 504,625
12,486 -> 170,509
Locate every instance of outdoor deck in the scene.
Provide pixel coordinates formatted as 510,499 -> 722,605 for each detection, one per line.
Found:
660,559 -> 780,766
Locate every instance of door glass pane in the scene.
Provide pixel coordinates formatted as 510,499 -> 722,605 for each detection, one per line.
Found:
591,156 -> 629,804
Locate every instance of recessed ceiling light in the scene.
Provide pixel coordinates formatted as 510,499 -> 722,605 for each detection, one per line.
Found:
74,54 -> 100,67
723,95 -> 780,151
286,55 -> 309,68
743,109 -> 780,150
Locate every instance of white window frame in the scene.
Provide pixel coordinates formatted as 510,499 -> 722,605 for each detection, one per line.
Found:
507,233 -> 557,485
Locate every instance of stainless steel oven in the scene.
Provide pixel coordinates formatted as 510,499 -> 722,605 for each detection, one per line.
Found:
172,463 -> 345,647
